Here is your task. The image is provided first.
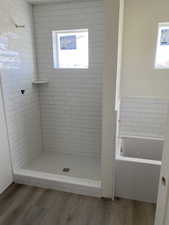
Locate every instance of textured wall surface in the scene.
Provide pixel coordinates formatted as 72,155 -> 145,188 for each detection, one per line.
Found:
33,1 -> 104,157
119,97 -> 169,138
0,0 -> 42,170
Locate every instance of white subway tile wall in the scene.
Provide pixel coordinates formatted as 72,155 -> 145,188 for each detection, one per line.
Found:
33,1 -> 104,157
119,97 -> 169,138
1,0 -> 42,169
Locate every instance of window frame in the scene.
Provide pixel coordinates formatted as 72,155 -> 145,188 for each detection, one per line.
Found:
52,28 -> 89,69
155,22 -> 169,70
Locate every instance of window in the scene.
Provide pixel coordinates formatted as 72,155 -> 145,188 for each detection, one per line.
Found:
155,23 -> 169,69
52,29 -> 89,69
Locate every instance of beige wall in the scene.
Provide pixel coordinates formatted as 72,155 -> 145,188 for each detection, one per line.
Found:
121,0 -> 169,98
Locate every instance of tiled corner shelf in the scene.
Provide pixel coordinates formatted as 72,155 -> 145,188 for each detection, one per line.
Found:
32,80 -> 48,85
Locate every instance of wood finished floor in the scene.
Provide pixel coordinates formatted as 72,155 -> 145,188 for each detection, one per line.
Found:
0,183 -> 156,225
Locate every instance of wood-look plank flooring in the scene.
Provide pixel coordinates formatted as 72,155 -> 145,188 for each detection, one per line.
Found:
0,183 -> 156,225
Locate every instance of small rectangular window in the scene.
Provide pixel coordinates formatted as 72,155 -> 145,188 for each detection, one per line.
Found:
155,23 -> 169,69
52,29 -> 89,69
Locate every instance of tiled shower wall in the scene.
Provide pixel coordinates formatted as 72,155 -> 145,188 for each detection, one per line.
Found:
33,1 -> 104,157
119,97 -> 169,138
0,0 -> 42,169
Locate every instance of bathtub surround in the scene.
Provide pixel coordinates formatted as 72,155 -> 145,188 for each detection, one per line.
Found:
119,97 -> 169,139
115,97 -> 166,203
114,0 -> 169,203
120,137 -> 163,161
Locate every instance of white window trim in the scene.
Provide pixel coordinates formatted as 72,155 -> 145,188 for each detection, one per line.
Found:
52,28 -> 89,69
155,22 -> 169,70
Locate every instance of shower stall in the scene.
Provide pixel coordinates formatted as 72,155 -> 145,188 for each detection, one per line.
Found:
0,0 -> 105,197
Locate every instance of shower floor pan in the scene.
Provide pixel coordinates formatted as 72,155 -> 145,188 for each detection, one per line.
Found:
14,152 -> 102,197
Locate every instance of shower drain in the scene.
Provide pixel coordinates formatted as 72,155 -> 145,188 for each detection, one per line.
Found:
62,168 -> 70,172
